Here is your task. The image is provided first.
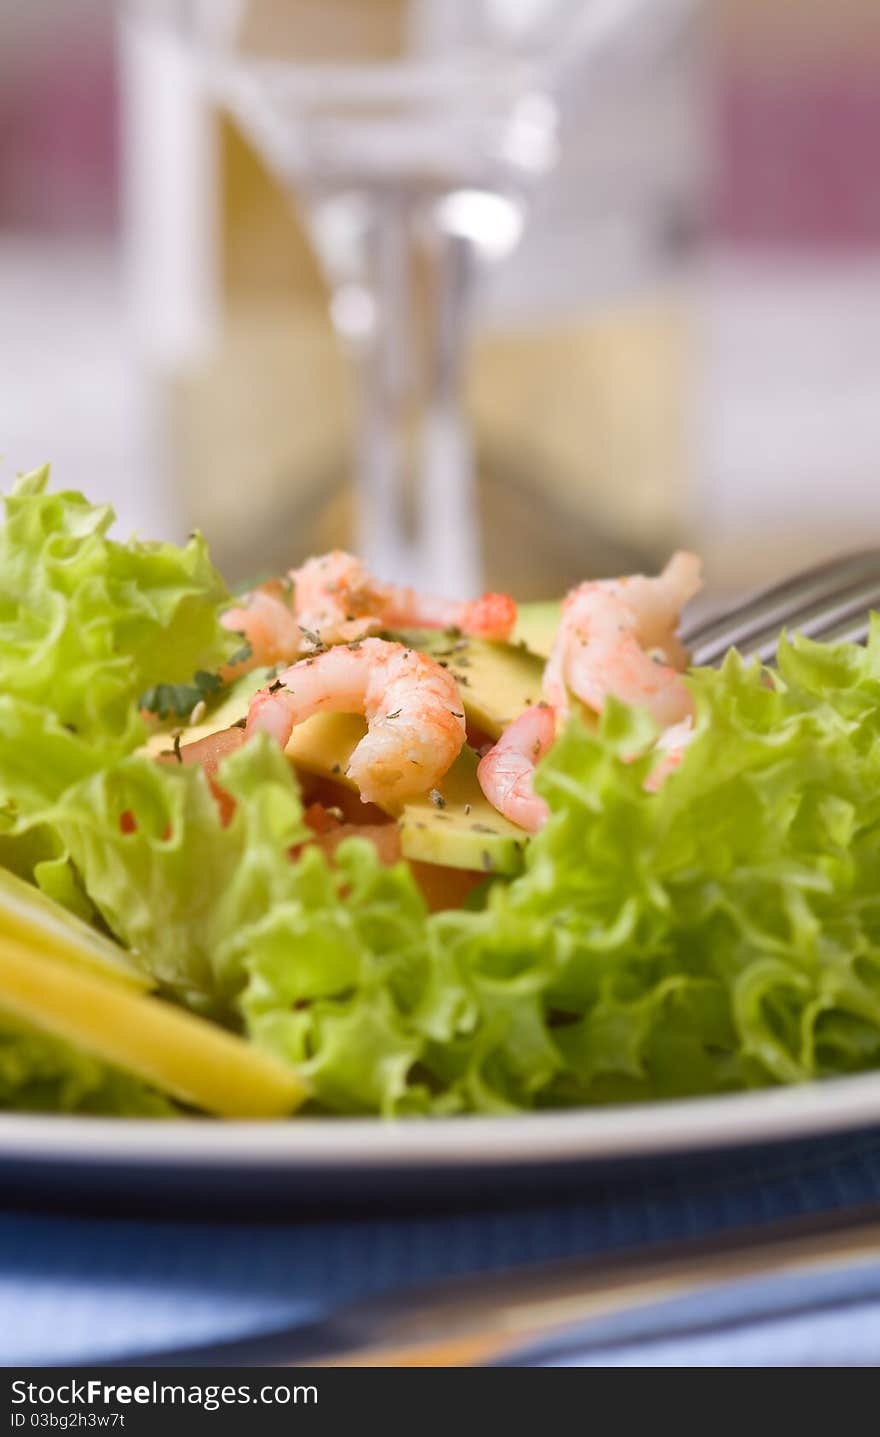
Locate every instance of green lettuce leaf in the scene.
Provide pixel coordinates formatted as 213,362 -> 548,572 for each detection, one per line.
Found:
509,634 -> 880,1103
0,697 -> 115,905
43,738 -> 311,1013
0,466 -> 233,745
0,467 -> 238,903
241,839 -> 438,1115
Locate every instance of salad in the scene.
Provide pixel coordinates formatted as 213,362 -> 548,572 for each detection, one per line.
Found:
3,465 -> 880,1119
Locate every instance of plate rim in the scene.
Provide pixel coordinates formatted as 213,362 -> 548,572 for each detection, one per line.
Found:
1,1070 -> 880,1170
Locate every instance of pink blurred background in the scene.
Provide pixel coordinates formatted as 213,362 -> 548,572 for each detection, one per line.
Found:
0,4 -> 117,232
5,2 -> 879,248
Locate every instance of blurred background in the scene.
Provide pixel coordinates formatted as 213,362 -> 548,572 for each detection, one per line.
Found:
1,0 -> 879,603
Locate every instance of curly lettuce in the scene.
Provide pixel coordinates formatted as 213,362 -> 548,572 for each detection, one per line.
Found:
45,739 -> 311,1013
0,467 -> 237,899
499,632 -> 880,1104
0,466 -> 232,745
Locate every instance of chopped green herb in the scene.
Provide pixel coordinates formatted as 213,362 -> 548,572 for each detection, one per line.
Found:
140,669 -> 222,721
225,639 -> 253,668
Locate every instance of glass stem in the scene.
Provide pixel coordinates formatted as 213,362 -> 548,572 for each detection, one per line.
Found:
347,192 -> 481,595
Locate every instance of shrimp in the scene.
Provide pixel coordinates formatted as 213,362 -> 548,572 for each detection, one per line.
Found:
220,555 -> 379,674
293,549 -> 517,642
477,704 -> 556,834
246,637 -> 466,806
220,589 -> 304,674
543,552 -> 701,727
223,549 -> 517,673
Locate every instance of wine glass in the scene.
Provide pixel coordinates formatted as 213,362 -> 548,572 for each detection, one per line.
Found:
131,0 -> 694,594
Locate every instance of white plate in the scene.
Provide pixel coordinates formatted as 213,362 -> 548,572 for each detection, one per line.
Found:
2,1071 -> 880,1208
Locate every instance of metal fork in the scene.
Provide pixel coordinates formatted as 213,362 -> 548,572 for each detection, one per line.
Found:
682,549 -> 880,668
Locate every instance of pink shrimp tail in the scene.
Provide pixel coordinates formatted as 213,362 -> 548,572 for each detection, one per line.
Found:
377,585 -> 516,640
477,704 -> 556,834
219,590 -> 303,677
218,605 -> 259,680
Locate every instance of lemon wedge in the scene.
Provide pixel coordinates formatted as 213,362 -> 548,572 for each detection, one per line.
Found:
0,867 -> 149,990
0,933 -> 306,1118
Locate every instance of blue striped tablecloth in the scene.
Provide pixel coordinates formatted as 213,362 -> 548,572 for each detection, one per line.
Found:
4,1126 -> 880,1367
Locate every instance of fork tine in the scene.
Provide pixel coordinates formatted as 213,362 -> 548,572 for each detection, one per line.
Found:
692,573 -> 880,667
685,551 -> 880,668
749,603 -> 876,666
684,548 -> 880,652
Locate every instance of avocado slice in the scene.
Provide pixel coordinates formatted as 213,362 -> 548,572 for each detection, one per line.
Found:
0,932 -> 305,1117
513,600 -> 562,660
288,722 -> 529,878
146,705 -> 369,802
0,867 -> 150,991
399,746 -> 527,876
390,629 -> 545,740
